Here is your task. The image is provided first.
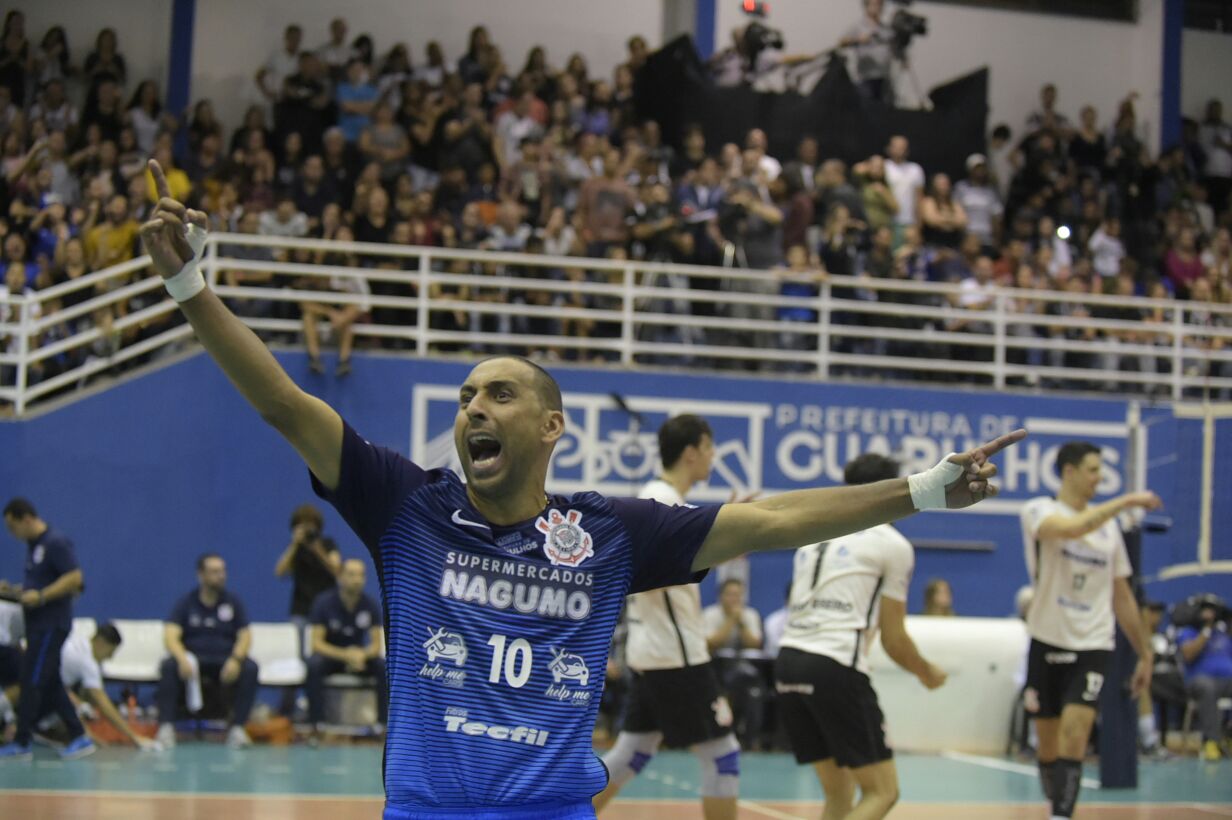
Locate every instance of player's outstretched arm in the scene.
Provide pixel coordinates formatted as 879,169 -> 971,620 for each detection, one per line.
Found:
692,429 -> 1026,571
1035,491 -> 1161,542
139,160 -> 343,489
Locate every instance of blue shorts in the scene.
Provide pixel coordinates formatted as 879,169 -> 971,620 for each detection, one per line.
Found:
383,801 -> 595,820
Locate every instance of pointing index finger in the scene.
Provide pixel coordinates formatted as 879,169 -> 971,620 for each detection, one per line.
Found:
978,428 -> 1028,459
148,159 -> 172,202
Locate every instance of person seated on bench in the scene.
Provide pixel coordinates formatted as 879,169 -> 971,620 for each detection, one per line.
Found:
306,558 -> 385,741
156,553 -> 259,749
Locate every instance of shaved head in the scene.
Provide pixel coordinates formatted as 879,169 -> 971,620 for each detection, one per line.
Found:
479,355 -> 562,412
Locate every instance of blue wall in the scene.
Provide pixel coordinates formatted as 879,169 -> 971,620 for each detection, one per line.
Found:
0,352 -> 1226,623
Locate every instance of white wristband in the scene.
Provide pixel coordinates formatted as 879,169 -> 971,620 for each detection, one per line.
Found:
163,223 -> 209,303
907,455 -> 964,510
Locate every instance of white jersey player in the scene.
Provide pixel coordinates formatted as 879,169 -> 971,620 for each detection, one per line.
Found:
775,453 -> 946,820
1019,441 -> 1159,820
595,415 -> 741,820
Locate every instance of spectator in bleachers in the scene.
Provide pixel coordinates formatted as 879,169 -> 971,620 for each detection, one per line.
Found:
1178,598 -> 1232,760
1164,228 -> 1205,299
300,223 -> 369,375
921,172 -> 967,252
305,558 -> 385,740
258,192 -> 309,239
358,103 -> 409,184
955,154 -> 1002,250
316,18 -> 351,79
84,28 -> 126,89
1025,83 -> 1070,136
922,578 -> 954,616
1200,99 -> 1232,214
1088,216 -> 1125,281
255,24 -> 303,107
157,553 -> 258,750
0,12 -> 29,108
884,135 -> 924,236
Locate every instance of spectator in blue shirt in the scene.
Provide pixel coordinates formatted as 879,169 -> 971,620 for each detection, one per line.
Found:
1178,599 -> 1232,760
0,498 -> 92,760
335,58 -> 378,143
156,553 -> 259,750
305,558 -> 385,740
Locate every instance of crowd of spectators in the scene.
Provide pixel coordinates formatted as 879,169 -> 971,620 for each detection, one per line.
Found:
0,10 -> 1230,397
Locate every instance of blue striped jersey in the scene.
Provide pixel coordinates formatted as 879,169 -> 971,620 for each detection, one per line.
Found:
313,423 -> 719,816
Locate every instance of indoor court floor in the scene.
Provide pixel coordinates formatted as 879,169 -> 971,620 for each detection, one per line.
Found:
0,746 -> 1228,819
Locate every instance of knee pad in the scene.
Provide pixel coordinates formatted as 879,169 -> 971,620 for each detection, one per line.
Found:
601,731 -> 663,786
692,733 -> 741,798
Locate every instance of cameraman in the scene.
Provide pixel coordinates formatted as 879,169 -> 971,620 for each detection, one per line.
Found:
840,0 -> 894,104
1178,598 -> 1232,760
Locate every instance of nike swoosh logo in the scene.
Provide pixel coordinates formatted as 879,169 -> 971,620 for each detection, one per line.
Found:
451,510 -> 490,530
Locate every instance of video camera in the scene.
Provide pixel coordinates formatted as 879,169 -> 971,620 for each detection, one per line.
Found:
888,0 -> 928,59
1172,593 -> 1231,629
739,0 -> 785,67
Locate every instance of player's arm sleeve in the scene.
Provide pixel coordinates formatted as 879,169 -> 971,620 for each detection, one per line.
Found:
611,497 -> 721,594
310,421 -> 430,555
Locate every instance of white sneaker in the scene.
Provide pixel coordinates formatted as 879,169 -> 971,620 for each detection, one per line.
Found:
226,726 -> 252,749
155,723 -> 177,749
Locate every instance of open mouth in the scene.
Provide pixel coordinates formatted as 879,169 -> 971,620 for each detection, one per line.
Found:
467,433 -> 504,473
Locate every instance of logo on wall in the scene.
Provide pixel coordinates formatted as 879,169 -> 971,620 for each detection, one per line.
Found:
411,381 -> 1133,516
536,509 -> 594,568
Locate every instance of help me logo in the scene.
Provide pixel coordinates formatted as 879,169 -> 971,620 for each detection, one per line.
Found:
535,509 -> 594,568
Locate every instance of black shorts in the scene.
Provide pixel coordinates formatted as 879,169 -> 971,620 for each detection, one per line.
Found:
774,647 -> 892,769
620,662 -> 733,748
1025,639 -> 1112,719
0,644 -> 21,687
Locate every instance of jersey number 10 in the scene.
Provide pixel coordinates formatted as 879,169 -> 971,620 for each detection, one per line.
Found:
488,634 -> 533,689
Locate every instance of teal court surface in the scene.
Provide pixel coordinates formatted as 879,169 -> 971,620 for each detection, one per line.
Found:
0,746 -> 1229,819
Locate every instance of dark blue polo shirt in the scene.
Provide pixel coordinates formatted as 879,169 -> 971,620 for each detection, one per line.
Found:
168,589 -> 250,664
24,527 -> 78,632
309,587 -> 382,649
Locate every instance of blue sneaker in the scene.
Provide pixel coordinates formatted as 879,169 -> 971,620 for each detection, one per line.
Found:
0,742 -> 32,761
59,734 -> 96,760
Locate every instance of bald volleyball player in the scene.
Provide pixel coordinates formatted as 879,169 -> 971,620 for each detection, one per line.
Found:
139,159 -> 1025,820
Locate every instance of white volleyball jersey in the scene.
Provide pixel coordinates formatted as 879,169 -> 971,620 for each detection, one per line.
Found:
778,524 -> 914,675
1021,497 -> 1131,651
624,479 -> 711,671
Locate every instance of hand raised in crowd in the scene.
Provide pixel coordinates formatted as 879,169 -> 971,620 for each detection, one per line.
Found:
138,159 -> 209,280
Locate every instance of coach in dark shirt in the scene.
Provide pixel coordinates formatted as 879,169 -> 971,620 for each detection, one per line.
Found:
157,553 -> 259,749
0,498 -> 92,759
306,558 -> 385,736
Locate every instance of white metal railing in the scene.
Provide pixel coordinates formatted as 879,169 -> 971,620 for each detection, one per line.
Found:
1,231 -> 1230,415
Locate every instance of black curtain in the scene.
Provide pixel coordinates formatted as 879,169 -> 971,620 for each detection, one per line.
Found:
635,36 -> 989,180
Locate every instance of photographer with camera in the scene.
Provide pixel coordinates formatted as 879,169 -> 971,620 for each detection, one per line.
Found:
840,0 -> 895,104
274,504 -> 342,677
1177,596 -> 1232,760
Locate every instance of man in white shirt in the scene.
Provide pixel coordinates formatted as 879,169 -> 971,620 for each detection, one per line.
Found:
1,623 -> 158,749
884,136 -> 924,232
595,415 -> 741,820
1019,442 -> 1159,820
255,24 -> 303,105
775,453 -> 945,820
1088,218 -> 1125,280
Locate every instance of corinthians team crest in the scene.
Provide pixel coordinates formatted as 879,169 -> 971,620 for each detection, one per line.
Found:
535,509 -> 594,567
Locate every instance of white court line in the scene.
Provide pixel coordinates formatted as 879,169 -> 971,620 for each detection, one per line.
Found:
1187,805 -> 1232,817
940,751 -> 1101,789
737,799 -> 808,820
